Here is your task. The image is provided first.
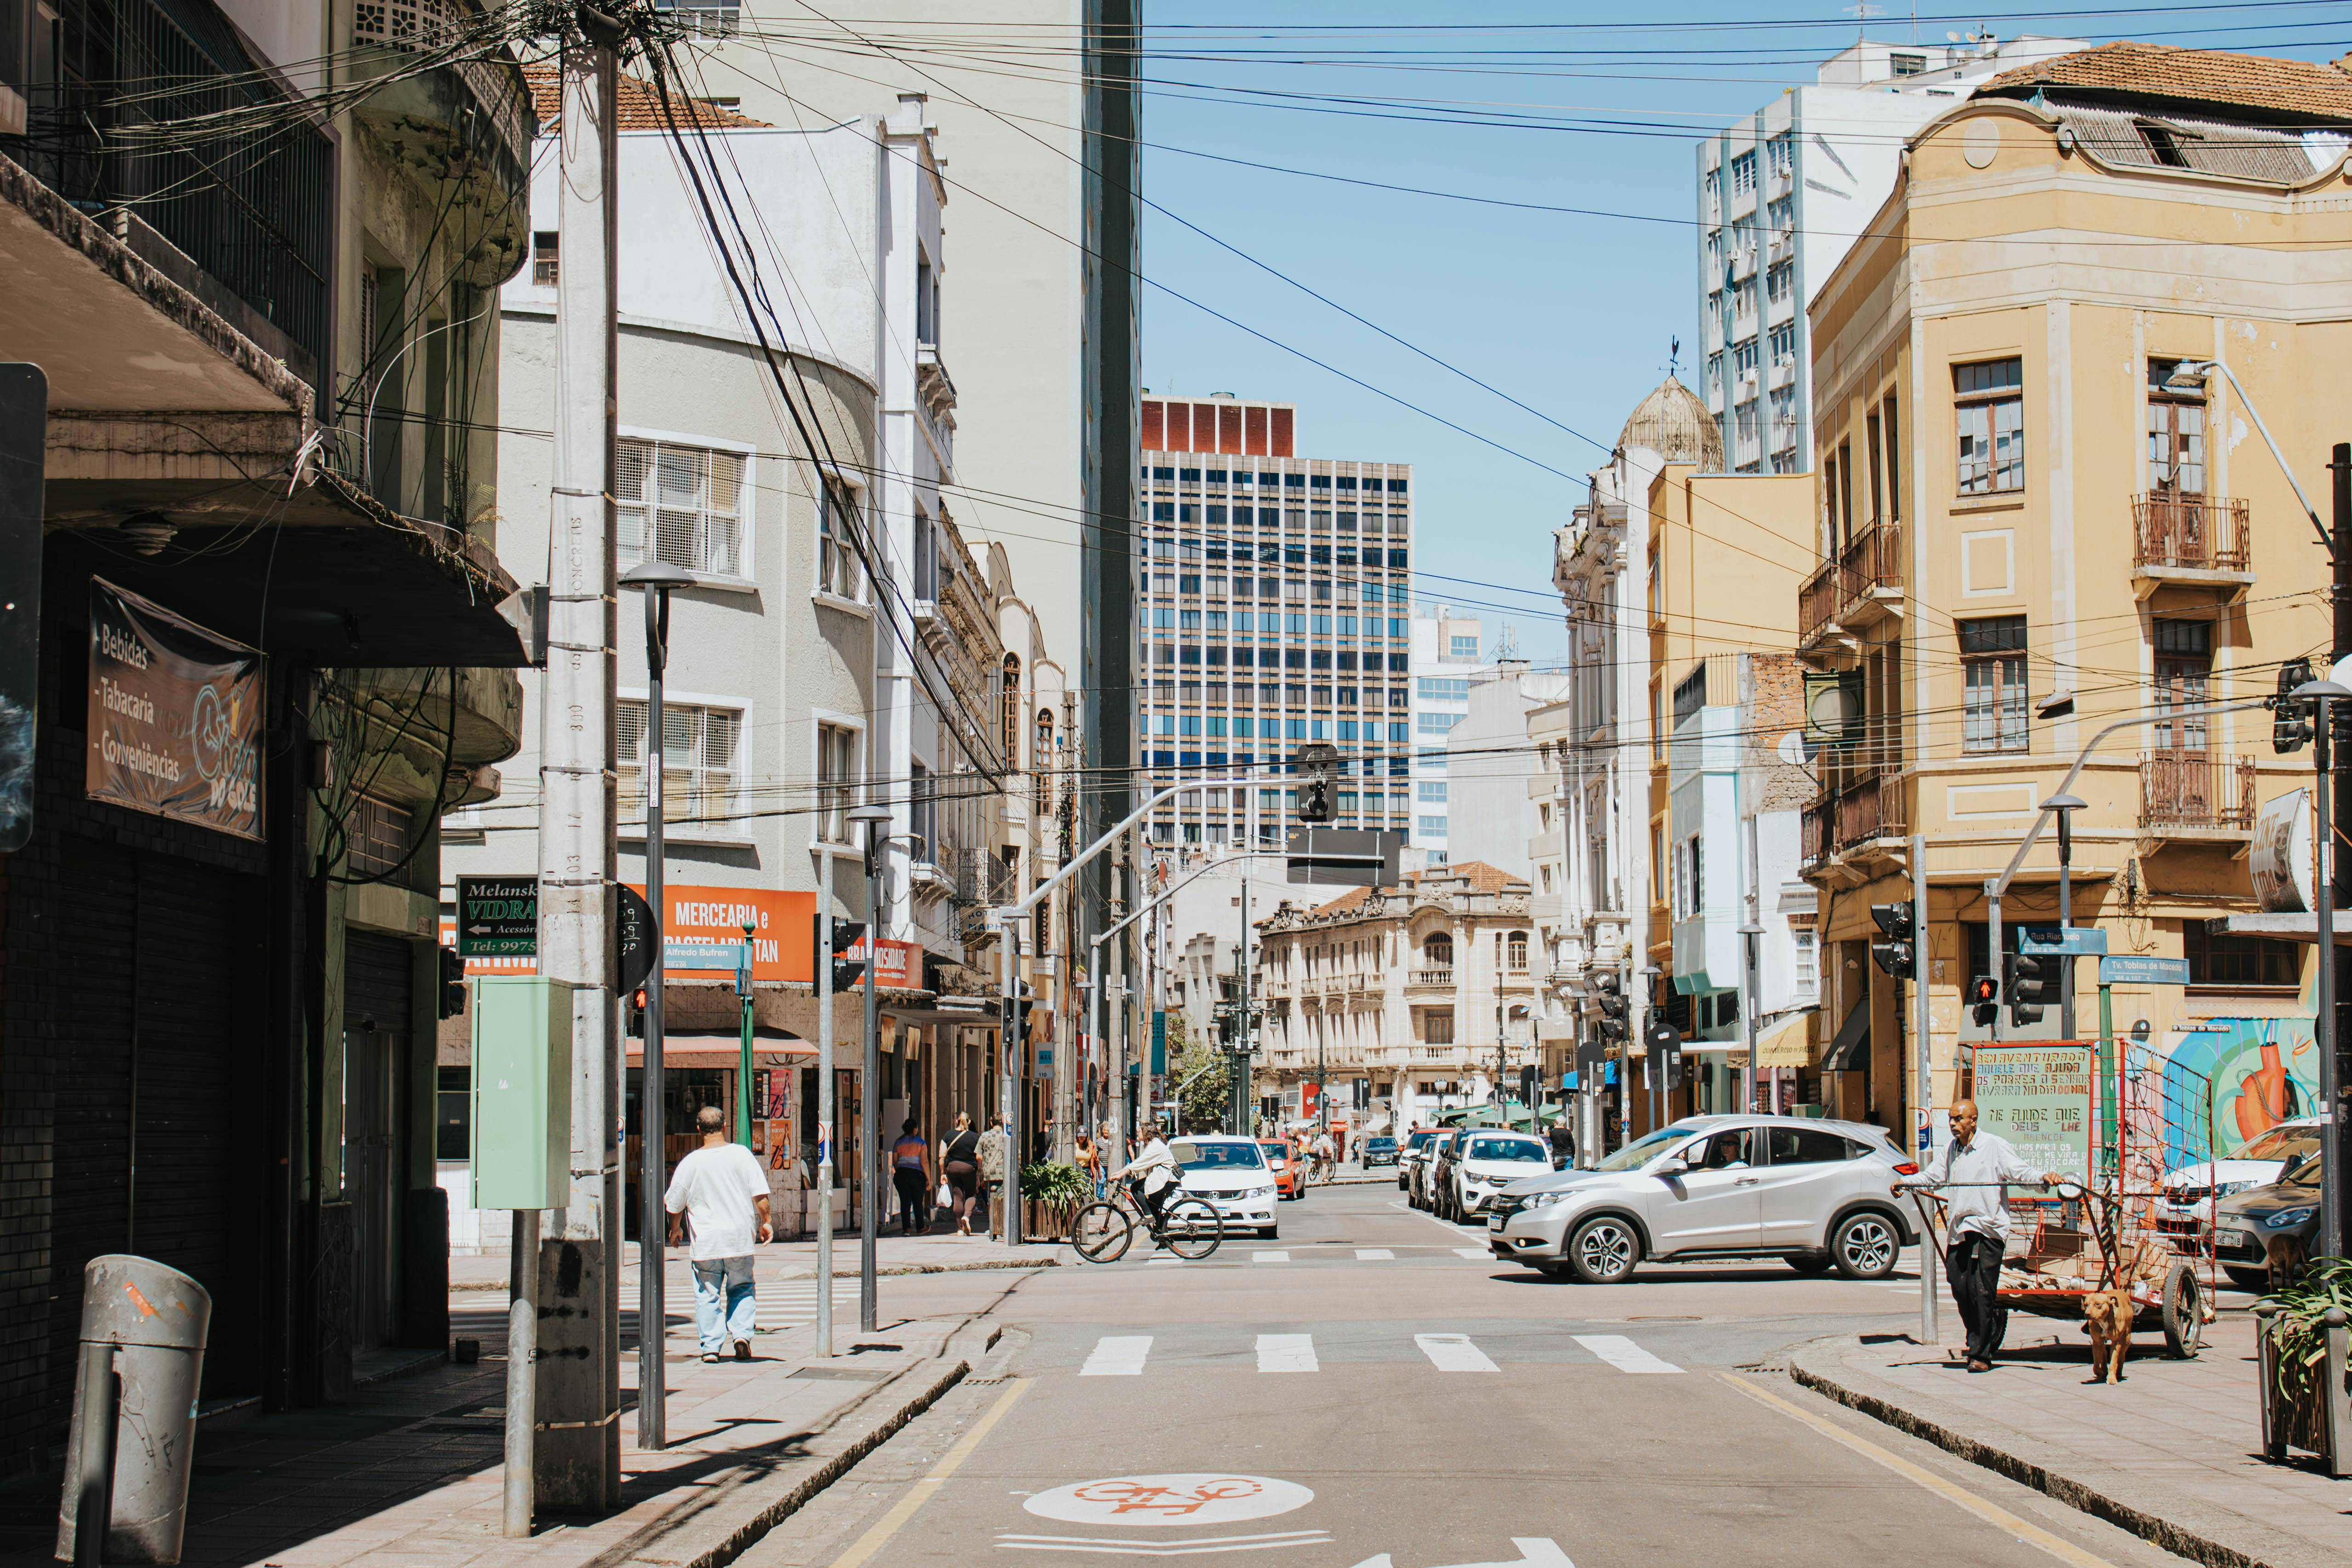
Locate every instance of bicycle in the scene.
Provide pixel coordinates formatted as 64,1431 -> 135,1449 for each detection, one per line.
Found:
1070,1181 -> 1224,1263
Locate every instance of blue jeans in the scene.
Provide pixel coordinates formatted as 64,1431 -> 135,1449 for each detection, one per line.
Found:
691,1256 -> 757,1355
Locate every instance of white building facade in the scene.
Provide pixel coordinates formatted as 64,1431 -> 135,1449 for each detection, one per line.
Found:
1408,607 -> 1488,863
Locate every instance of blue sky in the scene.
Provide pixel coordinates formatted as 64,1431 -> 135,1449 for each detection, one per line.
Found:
1136,2 -> 2352,660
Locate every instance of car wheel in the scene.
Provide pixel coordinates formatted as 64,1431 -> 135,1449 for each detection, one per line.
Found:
1830,1212 -> 1901,1280
2223,1265 -> 2269,1292
1786,1251 -> 1835,1276
1566,1215 -> 1641,1284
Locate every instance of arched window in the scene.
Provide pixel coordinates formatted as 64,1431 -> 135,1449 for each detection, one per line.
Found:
1001,653 -> 1021,760
1424,933 -> 1454,969
1033,708 -> 1055,815
1507,930 -> 1529,970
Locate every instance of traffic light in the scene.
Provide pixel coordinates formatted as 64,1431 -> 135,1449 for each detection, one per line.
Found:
624,987 -> 646,1038
2272,658 -> 2314,754
1594,973 -> 1630,1043
437,946 -> 467,1020
1968,975 -> 1999,1028
2007,952 -> 2048,1026
820,917 -> 868,993
1868,902 -> 1916,979
1294,740 -> 1340,824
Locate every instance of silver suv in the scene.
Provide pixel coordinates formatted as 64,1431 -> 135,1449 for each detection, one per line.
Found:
1487,1115 -> 1917,1284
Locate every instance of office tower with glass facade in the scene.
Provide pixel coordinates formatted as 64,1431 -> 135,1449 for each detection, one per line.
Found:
1139,395 -> 1414,845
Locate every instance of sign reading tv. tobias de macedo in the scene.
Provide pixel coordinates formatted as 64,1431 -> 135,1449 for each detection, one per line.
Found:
86,578 -> 263,840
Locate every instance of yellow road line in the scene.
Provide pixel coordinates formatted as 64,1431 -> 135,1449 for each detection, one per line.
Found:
1717,1373 -> 2116,1568
827,1378 -> 1031,1568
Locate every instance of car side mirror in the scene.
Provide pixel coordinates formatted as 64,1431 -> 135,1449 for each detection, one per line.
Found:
2279,1150 -> 2312,1179
1657,1157 -> 1690,1178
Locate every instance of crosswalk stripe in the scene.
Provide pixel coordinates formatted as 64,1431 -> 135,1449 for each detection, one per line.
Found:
1080,1335 -> 1153,1376
1354,1248 -> 1394,1260
1415,1333 -> 1499,1373
1253,1250 -> 1290,1263
1257,1333 -> 1317,1373
1574,1334 -> 1683,1375
1455,1248 -> 1489,1259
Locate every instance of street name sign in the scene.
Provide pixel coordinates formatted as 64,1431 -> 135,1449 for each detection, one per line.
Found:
456,875 -> 538,956
2099,955 -> 2192,986
2020,926 -> 2107,957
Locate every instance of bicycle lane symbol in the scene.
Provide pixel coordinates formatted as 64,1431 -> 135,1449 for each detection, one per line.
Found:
1023,1472 -> 1312,1525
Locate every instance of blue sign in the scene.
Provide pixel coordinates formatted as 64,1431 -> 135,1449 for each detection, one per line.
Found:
2021,926 -> 2107,956
2099,955 -> 2192,987
666,939 -> 749,971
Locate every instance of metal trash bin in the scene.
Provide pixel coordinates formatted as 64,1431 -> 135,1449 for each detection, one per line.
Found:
54,1255 -> 212,1566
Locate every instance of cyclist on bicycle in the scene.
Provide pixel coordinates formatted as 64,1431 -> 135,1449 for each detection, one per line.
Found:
1122,1121 -> 1179,1231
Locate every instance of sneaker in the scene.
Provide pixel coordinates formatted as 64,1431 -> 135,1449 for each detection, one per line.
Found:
734,1339 -> 752,1361
701,1352 -> 722,1363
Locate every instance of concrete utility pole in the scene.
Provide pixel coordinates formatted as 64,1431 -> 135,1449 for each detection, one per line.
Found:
531,21 -> 621,1518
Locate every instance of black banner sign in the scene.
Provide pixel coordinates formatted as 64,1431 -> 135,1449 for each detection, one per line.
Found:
456,874 -> 539,956
86,579 -> 262,839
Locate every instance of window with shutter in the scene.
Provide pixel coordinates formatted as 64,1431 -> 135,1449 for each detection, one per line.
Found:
616,436 -> 745,575
619,698 -> 741,828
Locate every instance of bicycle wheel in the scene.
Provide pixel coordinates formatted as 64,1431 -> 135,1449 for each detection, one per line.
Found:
1159,1197 -> 1224,1260
1070,1201 -> 1133,1263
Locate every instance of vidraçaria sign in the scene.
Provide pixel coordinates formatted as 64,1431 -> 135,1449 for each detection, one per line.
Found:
86,579 -> 262,840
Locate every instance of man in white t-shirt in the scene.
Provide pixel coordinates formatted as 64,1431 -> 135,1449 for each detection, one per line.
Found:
664,1104 -> 774,1362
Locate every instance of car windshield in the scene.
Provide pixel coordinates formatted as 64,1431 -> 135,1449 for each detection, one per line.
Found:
2231,1124 -> 2320,1163
1594,1125 -> 1694,1173
1173,1140 -> 1265,1171
1259,1145 -> 1288,1161
1467,1138 -> 1545,1161
1366,1138 -> 1396,1152
1406,1131 -> 1439,1151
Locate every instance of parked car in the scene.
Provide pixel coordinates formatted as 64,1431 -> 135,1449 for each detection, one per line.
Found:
1427,1130 -> 1470,1215
1361,1135 -> 1400,1169
2211,1148 -> 2321,1290
2154,1117 -> 2320,1255
1411,1130 -> 1460,1210
1173,1134 -> 1282,1238
1442,1130 -> 1551,1223
1259,1139 -> 1306,1201
1397,1129 -> 1442,1192
1488,1115 -> 1917,1284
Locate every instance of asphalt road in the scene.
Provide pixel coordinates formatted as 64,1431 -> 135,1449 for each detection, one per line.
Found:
742,1181 -> 2197,1568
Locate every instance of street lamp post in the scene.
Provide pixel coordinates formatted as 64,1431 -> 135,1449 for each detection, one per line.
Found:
618,557 -> 693,1453
846,802 -> 894,1333
1737,921 -> 1765,1114
2040,794 -> 2086,1040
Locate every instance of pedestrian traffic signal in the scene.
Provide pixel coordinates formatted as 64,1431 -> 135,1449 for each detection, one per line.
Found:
1968,975 -> 1999,1027
1294,740 -> 1341,824
2006,952 -> 2048,1026
624,987 -> 646,1038
437,945 -> 467,1019
821,917 -> 868,993
1868,902 -> 1916,979
2272,658 -> 2314,755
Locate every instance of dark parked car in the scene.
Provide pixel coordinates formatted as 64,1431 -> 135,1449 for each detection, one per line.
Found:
1361,1136 -> 1400,1168
2212,1149 -> 2320,1290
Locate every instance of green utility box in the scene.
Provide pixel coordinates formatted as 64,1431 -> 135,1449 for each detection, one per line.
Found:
470,976 -> 580,1209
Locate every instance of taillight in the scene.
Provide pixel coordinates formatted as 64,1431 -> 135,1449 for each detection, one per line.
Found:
1892,1162 -> 1920,1177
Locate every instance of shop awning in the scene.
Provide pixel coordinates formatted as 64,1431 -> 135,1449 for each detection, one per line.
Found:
626,1033 -> 816,1068
1754,1012 -> 1814,1068
1820,997 -> 1870,1073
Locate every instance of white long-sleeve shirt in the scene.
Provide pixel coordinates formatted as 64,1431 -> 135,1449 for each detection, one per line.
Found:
1122,1137 -> 1177,1196
1902,1132 -> 2049,1244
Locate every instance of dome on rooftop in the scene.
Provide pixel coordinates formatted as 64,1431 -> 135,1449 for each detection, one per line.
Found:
1617,376 -> 1723,471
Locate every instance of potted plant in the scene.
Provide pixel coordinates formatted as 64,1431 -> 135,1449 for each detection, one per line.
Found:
2255,1258 -> 2352,1478
1019,1161 -> 1087,1241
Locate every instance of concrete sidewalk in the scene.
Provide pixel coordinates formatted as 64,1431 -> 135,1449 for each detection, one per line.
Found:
1788,1312 -> 2352,1568
450,1232 -> 1064,1292
0,1277 -> 1026,1568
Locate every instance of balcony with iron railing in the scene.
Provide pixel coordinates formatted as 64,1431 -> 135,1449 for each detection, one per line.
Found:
1801,767 -> 1909,871
2139,752 -> 2256,835
2131,494 -> 2253,596
1798,519 -> 1905,649
1798,555 -> 1841,647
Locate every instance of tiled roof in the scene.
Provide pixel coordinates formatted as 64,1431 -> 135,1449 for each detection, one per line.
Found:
1303,859 -> 1526,918
523,63 -> 771,133
1974,41 -> 2352,126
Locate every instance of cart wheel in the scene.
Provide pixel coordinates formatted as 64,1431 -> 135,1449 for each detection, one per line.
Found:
2161,1262 -> 2203,1359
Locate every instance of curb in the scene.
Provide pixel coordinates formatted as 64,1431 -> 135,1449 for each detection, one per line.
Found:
1785,1336 -> 2339,1568
450,1256 -> 1063,1292
584,1354 -> 970,1568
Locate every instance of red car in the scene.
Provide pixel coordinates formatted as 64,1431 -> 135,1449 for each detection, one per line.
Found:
1260,1139 -> 1306,1200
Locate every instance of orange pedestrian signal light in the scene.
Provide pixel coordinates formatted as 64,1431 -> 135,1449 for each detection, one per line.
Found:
1968,974 -> 2000,1027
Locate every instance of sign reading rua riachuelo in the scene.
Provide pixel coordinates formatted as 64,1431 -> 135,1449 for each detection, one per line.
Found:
86,579 -> 262,840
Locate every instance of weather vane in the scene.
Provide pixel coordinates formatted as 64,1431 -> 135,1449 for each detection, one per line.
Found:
1667,336 -> 1681,378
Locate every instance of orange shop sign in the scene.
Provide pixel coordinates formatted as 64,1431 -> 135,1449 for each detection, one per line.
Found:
640,885 -> 814,981
845,933 -> 922,990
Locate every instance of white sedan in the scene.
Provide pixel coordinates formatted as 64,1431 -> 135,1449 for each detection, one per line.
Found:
1172,1134 -> 1281,1239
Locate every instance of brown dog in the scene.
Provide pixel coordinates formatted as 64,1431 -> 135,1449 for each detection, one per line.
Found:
2082,1289 -> 2133,1384
2267,1231 -> 2311,1292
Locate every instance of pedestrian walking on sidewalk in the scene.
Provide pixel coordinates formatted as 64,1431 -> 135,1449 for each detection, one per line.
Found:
1897,1098 -> 2062,1373
978,1111 -> 1010,1240
664,1104 -> 774,1363
943,1112 -> 982,1235
891,1119 -> 931,1236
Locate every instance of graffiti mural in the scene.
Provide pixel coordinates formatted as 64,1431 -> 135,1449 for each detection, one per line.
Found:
2157,1015 -> 2319,1172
